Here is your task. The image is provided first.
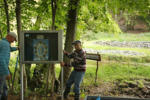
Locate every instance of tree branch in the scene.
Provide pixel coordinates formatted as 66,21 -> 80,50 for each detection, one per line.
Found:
3,0 -> 10,33
51,0 -> 57,30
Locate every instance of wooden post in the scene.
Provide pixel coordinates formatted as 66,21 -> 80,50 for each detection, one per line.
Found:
95,60 -> 99,83
95,52 -> 100,83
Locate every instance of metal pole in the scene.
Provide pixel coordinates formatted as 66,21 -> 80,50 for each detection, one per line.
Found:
61,67 -> 64,100
21,63 -> 24,100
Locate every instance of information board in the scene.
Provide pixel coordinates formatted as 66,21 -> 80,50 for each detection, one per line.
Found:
20,30 -> 63,64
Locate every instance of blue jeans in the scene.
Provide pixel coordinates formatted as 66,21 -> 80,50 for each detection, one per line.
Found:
64,70 -> 85,98
0,75 -> 8,100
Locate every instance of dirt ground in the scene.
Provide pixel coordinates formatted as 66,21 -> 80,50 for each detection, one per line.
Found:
85,79 -> 150,99
8,95 -> 84,100
8,79 -> 150,100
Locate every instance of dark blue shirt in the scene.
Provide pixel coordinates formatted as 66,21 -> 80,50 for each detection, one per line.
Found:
0,38 -> 17,76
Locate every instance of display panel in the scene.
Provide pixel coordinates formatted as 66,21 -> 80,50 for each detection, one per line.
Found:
20,30 -> 63,64
33,39 -> 49,61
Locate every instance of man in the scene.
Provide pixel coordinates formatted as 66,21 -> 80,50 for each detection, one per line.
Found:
61,40 -> 86,100
0,32 -> 18,100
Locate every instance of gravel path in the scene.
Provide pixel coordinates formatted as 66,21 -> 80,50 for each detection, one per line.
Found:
84,41 -> 150,56
95,41 -> 150,48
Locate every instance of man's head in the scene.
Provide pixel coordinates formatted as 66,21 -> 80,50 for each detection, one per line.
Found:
6,32 -> 17,43
72,40 -> 82,50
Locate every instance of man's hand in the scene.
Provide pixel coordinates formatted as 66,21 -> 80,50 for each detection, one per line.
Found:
63,50 -> 68,55
6,74 -> 11,80
60,62 -> 65,67
17,46 -> 20,50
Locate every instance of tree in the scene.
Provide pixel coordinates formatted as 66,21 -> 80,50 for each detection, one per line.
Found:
49,0 -> 58,94
51,0 -> 57,30
16,0 -> 28,95
59,0 -> 80,85
3,0 -> 10,33
16,0 -> 21,36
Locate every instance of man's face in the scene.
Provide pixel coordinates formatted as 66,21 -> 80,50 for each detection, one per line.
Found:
10,37 -> 16,43
7,35 -> 16,43
74,43 -> 82,50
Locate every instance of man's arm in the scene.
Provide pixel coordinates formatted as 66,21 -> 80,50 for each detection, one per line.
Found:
64,50 -> 75,58
6,74 -> 11,80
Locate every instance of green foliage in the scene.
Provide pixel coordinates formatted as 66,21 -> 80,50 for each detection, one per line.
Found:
55,0 -> 68,30
137,80 -> 144,88
0,0 -> 150,38
77,0 -> 122,39
0,0 -> 10,35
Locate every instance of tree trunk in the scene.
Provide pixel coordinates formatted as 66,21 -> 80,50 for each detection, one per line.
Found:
3,0 -> 10,33
46,0 -> 58,95
25,64 -> 31,87
33,15 -> 41,30
16,0 -> 27,93
49,64 -> 56,94
59,0 -> 80,86
51,0 -> 57,30
45,64 -> 56,95
16,0 -> 21,37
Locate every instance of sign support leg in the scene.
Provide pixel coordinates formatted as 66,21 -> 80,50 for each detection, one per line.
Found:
20,63 -> 24,100
61,67 -> 64,100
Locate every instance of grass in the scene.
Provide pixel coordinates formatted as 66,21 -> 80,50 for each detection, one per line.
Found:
82,32 -> 150,42
86,60 -> 150,82
53,60 -> 150,86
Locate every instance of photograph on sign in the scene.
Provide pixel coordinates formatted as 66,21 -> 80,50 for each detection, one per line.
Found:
33,39 -> 49,61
